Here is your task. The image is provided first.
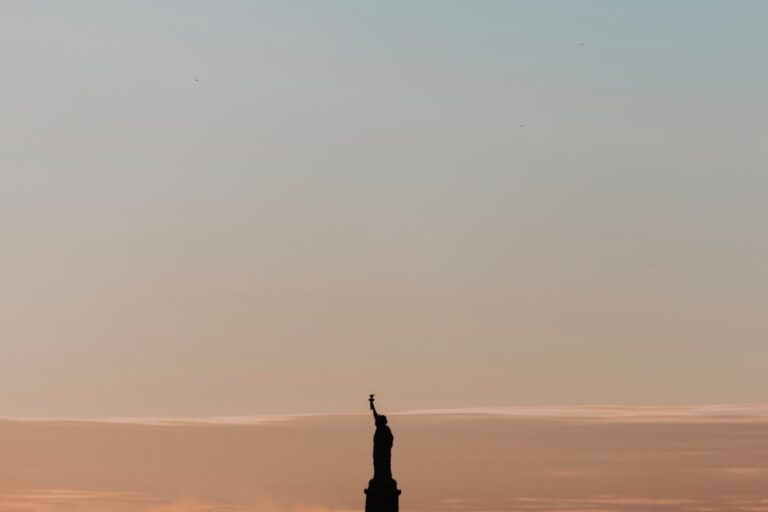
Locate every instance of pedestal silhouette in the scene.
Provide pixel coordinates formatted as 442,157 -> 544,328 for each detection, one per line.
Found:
365,395 -> 401,512
364,477 -> 401,512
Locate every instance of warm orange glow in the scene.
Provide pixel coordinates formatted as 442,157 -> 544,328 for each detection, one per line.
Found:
1,408 -> 767,511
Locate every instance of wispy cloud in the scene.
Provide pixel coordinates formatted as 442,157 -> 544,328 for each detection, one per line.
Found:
4,404 -> 768,426
0,490 -> 362,512
439,496 -> 768,512
0,413 -> 357,427
397,404 -> 768,423
0,489 -> 155,511
2,490 -> 767,512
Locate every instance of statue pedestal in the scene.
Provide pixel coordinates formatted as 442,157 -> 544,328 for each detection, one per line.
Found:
364,477 -> 401,512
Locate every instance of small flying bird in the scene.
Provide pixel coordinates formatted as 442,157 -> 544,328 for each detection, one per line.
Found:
579,42 -> 584,47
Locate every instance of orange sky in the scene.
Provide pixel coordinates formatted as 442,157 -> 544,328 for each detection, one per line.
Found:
2,407 -> 767,512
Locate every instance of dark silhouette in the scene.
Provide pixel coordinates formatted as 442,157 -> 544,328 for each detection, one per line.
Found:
364,395 -> 401,512
370,394 -> 393,479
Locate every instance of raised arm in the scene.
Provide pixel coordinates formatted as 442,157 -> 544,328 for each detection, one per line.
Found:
369,395 -> 379,420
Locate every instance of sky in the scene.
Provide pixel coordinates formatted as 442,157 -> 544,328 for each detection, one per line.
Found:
2,408 -> 768,512
1,1 -> 768,418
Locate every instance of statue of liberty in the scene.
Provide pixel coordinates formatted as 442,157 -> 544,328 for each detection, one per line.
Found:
364,394 -> 401,512
369,394 -> 393,480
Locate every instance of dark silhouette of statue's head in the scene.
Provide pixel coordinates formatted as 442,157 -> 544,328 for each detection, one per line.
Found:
376,414 -> 388,426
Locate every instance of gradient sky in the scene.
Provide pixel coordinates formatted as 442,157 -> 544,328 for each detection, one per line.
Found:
1,1 -> 767,418
2,408 -> 768,512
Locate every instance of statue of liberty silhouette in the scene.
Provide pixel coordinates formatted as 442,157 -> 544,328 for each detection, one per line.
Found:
364,395 -> 401,512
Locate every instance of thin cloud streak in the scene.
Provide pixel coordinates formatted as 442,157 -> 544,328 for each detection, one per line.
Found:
4,404 -> 768,426
398,404 -> 768,423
